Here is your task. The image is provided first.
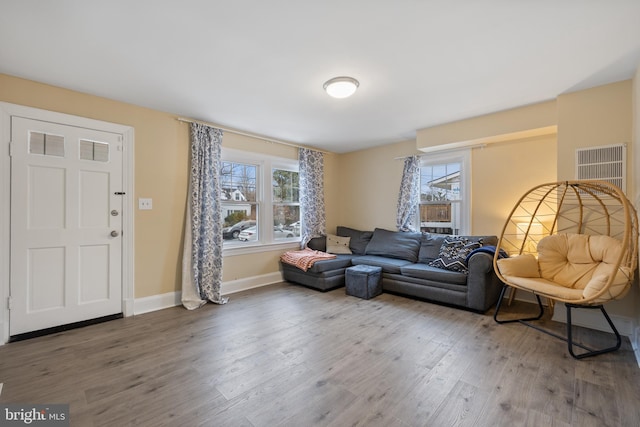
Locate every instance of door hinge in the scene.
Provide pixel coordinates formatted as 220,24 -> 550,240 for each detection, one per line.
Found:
7,296 -> 12,310
8,141 -> 13,157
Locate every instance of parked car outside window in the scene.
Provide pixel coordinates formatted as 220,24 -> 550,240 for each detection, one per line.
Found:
238,226 -> 295,242
285,221 -> 301,236
223,220 -> 256,240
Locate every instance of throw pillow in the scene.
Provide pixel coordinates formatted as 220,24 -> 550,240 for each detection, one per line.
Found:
418,234 -> 445,263
429,237 -> 483,273
326,234 -> 352,254
336,226 -> 373,255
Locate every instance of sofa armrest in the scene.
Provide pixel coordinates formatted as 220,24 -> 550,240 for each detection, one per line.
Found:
467,251 -> 494,274
466,252 -> 503,312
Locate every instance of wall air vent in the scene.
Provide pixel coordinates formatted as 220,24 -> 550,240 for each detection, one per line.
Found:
576,143 -> 626,192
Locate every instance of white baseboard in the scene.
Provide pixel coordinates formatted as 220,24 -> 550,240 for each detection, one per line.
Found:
133,291 -> 182,315
508,289 -> 551,306
132,271 -> 284,315
123,298 -> 134,317
551,304 -> 635,337
633,326 -> 640,368
505,292 -> 640,366
509,292 -> 635,337
221,271 -> 284,295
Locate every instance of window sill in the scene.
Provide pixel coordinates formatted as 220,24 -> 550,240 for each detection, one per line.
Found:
222,240 -> 301,257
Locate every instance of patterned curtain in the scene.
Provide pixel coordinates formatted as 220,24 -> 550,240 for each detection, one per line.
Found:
396,155 -> 420,232
181,123 -> 228,309
299,148 -> 326,248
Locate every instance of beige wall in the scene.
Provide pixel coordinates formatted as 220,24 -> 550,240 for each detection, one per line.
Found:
633,67 -> 640,208
471,134 -> 557,235
1,74 -> 189,299
0,73 -> 338,298
557,79 -> 637,320
631,68 -> 640,332
335,140 -> 418,232
557,80 -> 633,185
336,135 -> 557,237
416,100 -> 557,150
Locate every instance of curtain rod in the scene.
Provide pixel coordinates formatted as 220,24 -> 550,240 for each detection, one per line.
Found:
177,117 -> 331,154
394,143 -> 487,160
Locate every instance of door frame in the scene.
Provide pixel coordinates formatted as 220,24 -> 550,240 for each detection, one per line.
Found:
0,102 -> 135,344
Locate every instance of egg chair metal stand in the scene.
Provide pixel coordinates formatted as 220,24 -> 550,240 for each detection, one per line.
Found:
493,180 -> 638,359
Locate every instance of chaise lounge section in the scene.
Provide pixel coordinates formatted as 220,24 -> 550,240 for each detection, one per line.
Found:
280,226 -> 503,312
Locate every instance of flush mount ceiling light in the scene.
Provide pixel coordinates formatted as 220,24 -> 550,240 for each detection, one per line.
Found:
323,76 -> 359,99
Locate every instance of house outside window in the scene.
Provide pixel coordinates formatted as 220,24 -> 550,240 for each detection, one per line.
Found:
418,150 -> 470,235
272,168 -> 300,240
221,161 -> 258,242
221,148 -> 300,250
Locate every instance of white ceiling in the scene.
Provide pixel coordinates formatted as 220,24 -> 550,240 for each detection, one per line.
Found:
2,1 -> 640,153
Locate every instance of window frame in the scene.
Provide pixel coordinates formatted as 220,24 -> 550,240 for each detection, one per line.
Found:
271,164 -> 300,241
222,147 -> 300,256
417,149 -> 471,235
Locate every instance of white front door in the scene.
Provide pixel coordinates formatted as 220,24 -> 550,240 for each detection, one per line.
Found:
10,116 -> 123,336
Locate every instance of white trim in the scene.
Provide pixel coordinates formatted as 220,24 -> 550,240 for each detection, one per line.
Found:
221,271 -> 284,295
634,328 -> 640,367
0,102 -> 135,344
121,127 -> 135,317
134,291 -> 182,315
221,147 -> 301,249
418,149 -> 471,235
223,241 -> 299,257
0,105 -> 11,344
551,304 -> 635,337
511,292 -> 639,361
507,289 -> 552,306
132,272 -> 284,315
178,117 -> 331,154
633,326 -> 640,368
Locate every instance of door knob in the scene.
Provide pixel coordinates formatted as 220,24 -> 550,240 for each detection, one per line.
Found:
111,230 -> 119,237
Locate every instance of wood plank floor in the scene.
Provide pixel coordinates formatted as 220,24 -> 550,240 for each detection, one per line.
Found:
1,282 -> 639,426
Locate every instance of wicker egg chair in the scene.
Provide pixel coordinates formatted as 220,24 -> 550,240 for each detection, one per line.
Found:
493,180 -> 638,359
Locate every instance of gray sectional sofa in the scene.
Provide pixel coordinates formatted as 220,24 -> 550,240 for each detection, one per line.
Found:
280,226 -> 503,313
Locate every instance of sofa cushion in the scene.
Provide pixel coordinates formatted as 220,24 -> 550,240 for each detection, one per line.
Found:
364,228 -> 422,262
305,254 -> 355,274
400,263 -> 468,285
326,234 -> 352,254
428,237 -> 483,273
351,255 -> 413,274
337,226 -> 374,255
418,235 -> 445,263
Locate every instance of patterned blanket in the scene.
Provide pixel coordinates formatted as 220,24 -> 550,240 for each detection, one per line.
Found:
280,248 -> 336,272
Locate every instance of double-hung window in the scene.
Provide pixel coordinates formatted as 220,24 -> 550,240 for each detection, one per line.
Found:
418,150 -> 471,235
221,148 -> 300,250
221,160 -> 258,242
272,167 -> 300,241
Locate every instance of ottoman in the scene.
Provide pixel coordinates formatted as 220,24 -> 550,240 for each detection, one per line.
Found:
345,265 -> 382,299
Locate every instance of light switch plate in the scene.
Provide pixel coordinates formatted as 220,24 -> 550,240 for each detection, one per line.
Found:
138,198 -> 153,210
